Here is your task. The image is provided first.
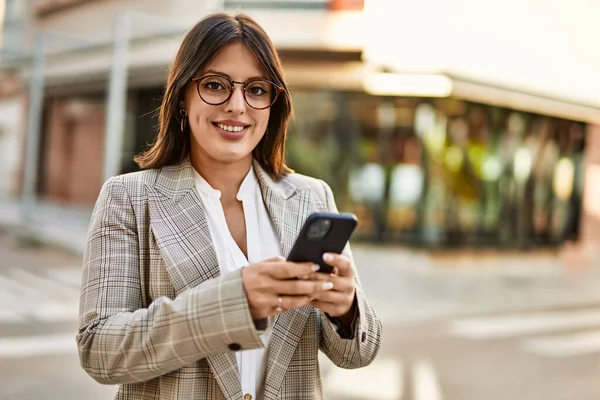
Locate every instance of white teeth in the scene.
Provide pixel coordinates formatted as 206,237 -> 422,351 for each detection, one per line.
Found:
217,123 -> 245,132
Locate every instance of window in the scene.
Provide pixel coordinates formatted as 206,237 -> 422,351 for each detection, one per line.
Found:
224,0 -> 329,10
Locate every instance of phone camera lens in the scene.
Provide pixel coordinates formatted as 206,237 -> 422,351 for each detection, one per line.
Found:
307,219 -> 332,240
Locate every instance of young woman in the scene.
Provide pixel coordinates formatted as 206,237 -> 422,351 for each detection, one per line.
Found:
77,12 -> 381,400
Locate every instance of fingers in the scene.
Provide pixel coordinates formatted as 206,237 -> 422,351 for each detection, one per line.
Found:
250,293 -> 314,319
310,288 -> 352,304
299,273 -> 329,281
274,278 -> 334,296
299,273 -> 354,291
264,255 -> 285,262
266,261 -> 320,280
300,272 -> 347,282
310,298 -> 353,318
322,253 -> 353,277
245,259 -> 324,320
276,294 -> 314,312
245,256 -> 355,319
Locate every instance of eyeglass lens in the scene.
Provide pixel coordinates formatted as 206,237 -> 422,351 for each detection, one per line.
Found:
197,75 -> 276,109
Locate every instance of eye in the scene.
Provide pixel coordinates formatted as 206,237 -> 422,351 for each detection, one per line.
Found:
247,86 -> 266,96
246,81 -> 271,96
203,80 -> 226,91
199,75 -> 230,92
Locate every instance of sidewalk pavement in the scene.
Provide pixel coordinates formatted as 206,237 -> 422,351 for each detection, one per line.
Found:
0,197 -> 91,255
354,244 -> 600,324
3,196 -> 600,324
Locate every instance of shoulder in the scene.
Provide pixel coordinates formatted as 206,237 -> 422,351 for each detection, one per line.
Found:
93,169 -> 163,220
280,172 -> 335,206
103,169 -> 160,193
95,170 -> 161,211
281,172 -> 327,193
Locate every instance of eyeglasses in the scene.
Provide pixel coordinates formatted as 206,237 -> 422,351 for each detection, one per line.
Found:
191,74 -> 284,110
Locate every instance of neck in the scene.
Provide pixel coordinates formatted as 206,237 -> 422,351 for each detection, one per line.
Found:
190,153 -> 253,204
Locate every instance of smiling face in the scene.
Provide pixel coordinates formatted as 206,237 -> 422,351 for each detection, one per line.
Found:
181,42 -> 271,170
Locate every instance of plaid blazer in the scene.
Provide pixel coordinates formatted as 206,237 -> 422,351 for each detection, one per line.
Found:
77,159 -> 382,399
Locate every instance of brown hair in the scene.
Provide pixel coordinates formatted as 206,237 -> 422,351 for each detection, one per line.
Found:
134,13 -> 294,179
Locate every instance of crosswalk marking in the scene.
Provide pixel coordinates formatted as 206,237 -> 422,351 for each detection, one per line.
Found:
10,268 -> 80,298
0,267 -> 81,324
0,333 -> 76,359
320,354 -> 444,400
47,267 -> 83,288
372,299 -> 462,325
448,306 -> 600,359
449,309 -> 600,340
0,274 -> 44,299
413,360 -> 443,400
321,356 -> 403,400
0,309 -> 27,323
522,330 -> 600,358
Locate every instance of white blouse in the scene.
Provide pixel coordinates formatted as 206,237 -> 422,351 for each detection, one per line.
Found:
193,165 -> 281,399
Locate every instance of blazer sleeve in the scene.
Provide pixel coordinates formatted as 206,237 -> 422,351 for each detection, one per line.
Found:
318,180 -> 382,369
76,176 -> 264,385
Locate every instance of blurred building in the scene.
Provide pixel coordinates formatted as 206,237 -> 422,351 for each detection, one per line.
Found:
1,0 -> 600,252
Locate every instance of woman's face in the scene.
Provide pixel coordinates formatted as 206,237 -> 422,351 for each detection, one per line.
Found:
182,42 -> 271,169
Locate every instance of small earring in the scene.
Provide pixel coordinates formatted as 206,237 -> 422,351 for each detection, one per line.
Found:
179,109 -> 187,132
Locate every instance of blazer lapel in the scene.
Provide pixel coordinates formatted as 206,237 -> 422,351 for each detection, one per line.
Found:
147,159 -> 241,397
147,160 -> 220,294
255,162 -> 317,400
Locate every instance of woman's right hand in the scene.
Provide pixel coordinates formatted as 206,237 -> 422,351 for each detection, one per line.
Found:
241,256 -> 334,320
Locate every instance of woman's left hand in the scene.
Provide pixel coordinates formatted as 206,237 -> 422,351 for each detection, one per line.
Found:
302,253 -> 356,319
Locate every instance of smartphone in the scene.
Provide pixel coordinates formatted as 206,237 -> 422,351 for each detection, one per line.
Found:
287,212 -> 358,273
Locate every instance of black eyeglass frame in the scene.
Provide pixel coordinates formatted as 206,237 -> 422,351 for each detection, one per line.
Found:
190,74 -> 284,110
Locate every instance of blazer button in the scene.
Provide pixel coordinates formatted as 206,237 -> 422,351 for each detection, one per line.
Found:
228,343 -> 242,351
244,394 -> 252,400
361,332 -> 367,343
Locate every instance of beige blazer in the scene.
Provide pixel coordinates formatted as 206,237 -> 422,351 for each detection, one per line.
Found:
77,159 -> 382,399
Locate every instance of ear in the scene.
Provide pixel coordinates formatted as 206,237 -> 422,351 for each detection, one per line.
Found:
178,99 -> 186,110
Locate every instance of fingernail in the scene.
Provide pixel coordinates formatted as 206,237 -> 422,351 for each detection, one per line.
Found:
323,253 -> 334,262
311,264 -> 320,272
322,282 -> 333,290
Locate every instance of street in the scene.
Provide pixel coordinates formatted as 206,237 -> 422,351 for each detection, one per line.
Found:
0,230 -> 117,399
0,0 -> 598,399
3,230 -> 600,399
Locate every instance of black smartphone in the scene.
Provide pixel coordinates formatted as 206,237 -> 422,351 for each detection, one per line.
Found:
287,212 -> 358,273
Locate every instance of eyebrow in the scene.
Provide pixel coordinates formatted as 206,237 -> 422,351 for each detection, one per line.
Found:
200,69 -> 267,81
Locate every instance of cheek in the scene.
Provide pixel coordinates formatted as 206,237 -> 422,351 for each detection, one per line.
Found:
256,111 -> 270,132
190,104 -> 212,127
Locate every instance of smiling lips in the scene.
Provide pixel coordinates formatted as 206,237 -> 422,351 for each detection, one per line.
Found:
216,123 -> 246,133
213,121 -> 249,140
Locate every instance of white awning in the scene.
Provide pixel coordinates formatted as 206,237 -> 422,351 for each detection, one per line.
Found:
363,0 -> 600,109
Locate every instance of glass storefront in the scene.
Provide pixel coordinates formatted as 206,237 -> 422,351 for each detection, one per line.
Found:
287,91 -> 586,248
131,87 -> 585,248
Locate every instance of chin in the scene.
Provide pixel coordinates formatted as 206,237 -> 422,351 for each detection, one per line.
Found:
192,138 -> 254,165
211,148 -> 254,164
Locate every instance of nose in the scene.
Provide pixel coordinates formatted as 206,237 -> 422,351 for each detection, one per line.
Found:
225,85 -> 246,114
